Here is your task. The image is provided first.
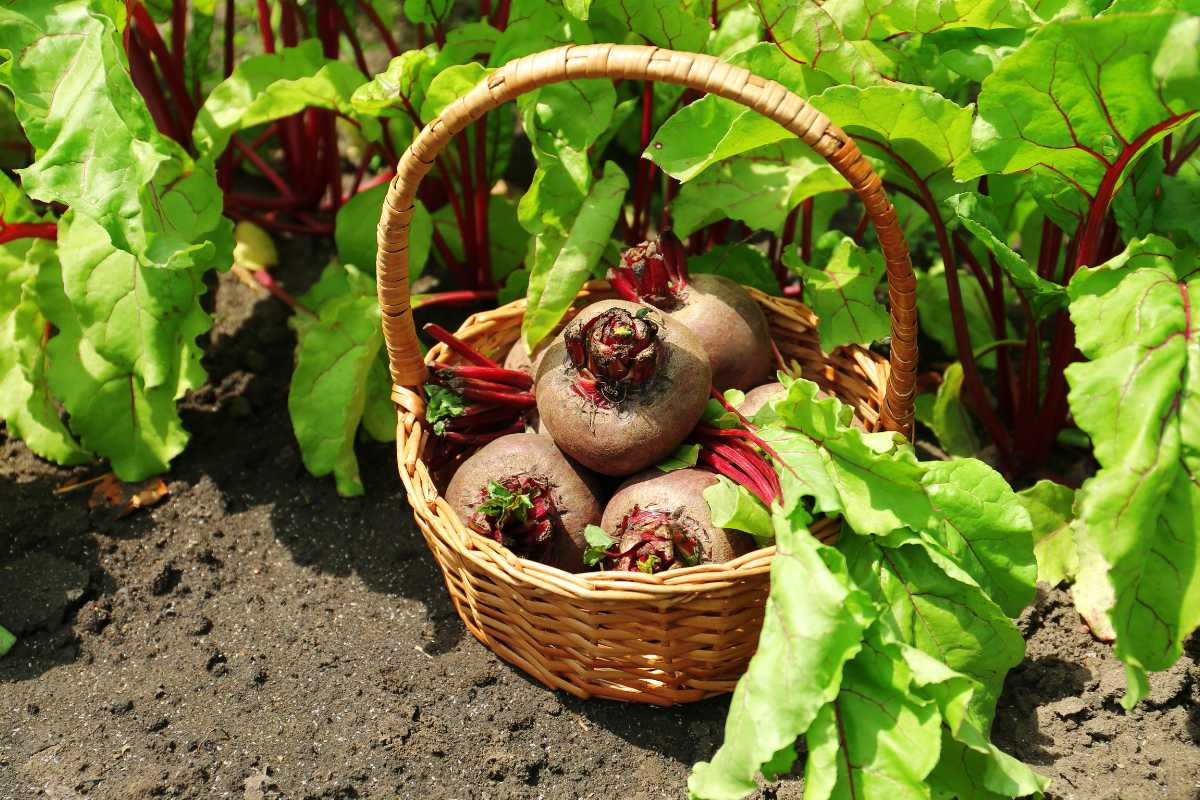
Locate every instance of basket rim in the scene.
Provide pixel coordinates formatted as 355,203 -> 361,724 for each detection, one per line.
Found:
394,282 -> 880,602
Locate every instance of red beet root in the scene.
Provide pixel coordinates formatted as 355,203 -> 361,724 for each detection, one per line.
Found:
609,233 -> 771,391
446,433 -> 603,570
595,468 -> 753,572
535,300 -> 711,477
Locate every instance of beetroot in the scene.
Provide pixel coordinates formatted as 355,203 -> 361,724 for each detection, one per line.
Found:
503,338 -> 548,376
446,433 -> 603,570
740,382 -> 787,417
535,300 -> 711,476
609,233 -> 771,391
589,468 -> 753,573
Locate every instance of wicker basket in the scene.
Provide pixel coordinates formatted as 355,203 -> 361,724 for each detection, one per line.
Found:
374,45 -> 917,706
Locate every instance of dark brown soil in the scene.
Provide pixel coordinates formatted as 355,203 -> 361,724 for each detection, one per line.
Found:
3,265 -> 1199,800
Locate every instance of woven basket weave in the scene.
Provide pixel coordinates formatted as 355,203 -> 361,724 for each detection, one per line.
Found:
375,44 -> 917,706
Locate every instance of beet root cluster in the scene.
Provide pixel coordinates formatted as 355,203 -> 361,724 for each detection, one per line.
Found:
432,234 -> 843,576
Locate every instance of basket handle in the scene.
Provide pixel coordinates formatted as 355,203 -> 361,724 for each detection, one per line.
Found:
376,44 -> 917,434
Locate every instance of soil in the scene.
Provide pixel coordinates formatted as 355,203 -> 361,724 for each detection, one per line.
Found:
3,256 -> 1199,800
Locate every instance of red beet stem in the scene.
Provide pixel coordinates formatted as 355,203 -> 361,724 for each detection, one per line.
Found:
440,422 -> 524,444
458,388 -> 536,407
700,450 -> 775,507
434,365 -> 533,389
443,408 -> 521,430
660,230 -> 689,287
609,269 -> 640,303
423,323 -> 500,368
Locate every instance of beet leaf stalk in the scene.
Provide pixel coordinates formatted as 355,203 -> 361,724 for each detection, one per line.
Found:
690,390 -> 783,508
422,323 -> 535,448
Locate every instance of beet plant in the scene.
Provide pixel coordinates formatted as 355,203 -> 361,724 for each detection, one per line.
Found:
535,300 -> 711,476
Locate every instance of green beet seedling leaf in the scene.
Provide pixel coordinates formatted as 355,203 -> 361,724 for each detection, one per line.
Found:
1065,235 -> 1200,706
812,83 -> 976,202
335,184 -> 432,280
35,236 -> 195,481
688,245 -> 781,297
590,0 -> 710,51
670,140 -> 848,238
0,625 -> 14,657
351,48 -> 435,121
803,633 -> 943,800
788,236 -> 890,351
657,443 -> 700,473
1018,479 -> 1079,587
582,523 -> 616,567
0,1 -> 230,272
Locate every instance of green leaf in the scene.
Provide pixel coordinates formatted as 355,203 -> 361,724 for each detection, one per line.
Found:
360,354 -> 396,444
419,62 -> 491,123
0,624 -> 14,657
788,236 -> 889,351
288,264 -> 384,496
0,1 -> 231,272
1019,480 -> 1078,587
843,533 -> 1026,717
563,0 -> 593,20
689,515 -> 875,800
919,459 -> 1038,619
403,0 -> 454,25
351,48 -> 435,120
194,40 -> 376,157
688,245 -> 781,297
336,184 -> 432,278
703,475 -> 774,543
812,84 -> 975,201
36,233 -> 195,481
521,161 -> 628,351
803,634 -> 942,800
424,383 -> 466,435
582,523 -> 616,566
0,177 -> 88,465
646,44 -> 834,182
670,140 -> 848,237
657,442 -> 700,472
1064,235 -> 1200,705
918,262 -> 997,368
591,0 -> 710,51
948,192 -> 1068,318
959,14 -> 1200,194
929,362 -> 981,456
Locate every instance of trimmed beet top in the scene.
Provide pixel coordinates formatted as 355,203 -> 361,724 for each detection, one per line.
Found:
446,433 -> 603,570
535,300 -> 711,477
590,468 -> 752,573
608,233 -> 772,391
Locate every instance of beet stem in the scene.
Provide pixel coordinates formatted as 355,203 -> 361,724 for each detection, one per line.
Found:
435,365 -> 533,389
458,388 -> 536,407
423,323 -> 500,368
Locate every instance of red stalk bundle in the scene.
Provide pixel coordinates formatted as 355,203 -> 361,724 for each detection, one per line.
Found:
690,389 -> 783,508
422,323 -> 535,450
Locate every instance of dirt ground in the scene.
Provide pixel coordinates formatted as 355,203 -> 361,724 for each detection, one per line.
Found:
2,263 -> 1199,800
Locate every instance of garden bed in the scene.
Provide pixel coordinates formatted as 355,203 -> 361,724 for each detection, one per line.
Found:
2,266 -> 1198,800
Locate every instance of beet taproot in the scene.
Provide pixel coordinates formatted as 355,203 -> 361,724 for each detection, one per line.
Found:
609,233 -> 771,391
446,433 -> 603,570
593,468 -> 753,572
534,300 -> 711,477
